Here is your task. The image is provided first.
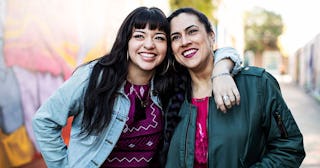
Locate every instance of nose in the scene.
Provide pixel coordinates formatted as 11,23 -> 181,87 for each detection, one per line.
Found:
181,35 -> 191,46
143,37 -> 155,49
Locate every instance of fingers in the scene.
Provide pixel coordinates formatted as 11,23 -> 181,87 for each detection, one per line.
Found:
222,95 -> 232,109
214,90 -> 240,112
212,74 -> 241,112
226,80 -> 240,106
226,91 -> 236,106
214,96 -> 227,113
232,87 -> 241,105
225,87 -> 241,106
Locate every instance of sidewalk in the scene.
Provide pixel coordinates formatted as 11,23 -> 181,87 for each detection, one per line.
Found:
279,79 -> 320,167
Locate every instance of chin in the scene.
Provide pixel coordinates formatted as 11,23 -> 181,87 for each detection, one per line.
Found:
140,66 -> 156,71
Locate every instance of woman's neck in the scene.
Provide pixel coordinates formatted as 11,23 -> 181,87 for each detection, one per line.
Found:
127,65 -> 154,85
189,58 -> 214,98
191,77 -> 212,98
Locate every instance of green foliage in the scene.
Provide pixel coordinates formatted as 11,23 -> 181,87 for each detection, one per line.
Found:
169,0 -> 219,25
244,7 -> 284,54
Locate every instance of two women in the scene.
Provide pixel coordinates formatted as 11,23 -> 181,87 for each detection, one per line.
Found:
32,7 -> 240,167
164,7 -> 305,167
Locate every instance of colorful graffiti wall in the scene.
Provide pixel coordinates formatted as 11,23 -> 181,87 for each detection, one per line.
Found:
0,0 -> 112,167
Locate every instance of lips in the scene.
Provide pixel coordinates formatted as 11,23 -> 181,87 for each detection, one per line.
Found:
182,49 -> 198,58
138,52 -> 157,62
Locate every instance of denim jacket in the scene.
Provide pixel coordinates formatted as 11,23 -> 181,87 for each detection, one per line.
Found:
32,61 -> 162,168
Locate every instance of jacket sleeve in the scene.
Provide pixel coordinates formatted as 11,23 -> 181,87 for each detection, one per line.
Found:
214,47 -> 242,75
251,71 -> 305,168
32,64 -> 91,167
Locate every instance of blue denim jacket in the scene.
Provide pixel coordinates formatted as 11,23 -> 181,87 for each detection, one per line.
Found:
32,61 -> 162,168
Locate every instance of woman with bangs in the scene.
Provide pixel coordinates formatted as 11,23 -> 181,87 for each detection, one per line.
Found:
32,7 -> 241,167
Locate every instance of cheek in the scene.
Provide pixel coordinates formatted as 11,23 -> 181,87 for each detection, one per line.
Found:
201,40 -> 212,53
174,55 -> 183,65
128,39 -> 142,52
171,44 -> 179,55
157,44 -> 167,57
128,42 -> 135,54
160,45 -> 167,55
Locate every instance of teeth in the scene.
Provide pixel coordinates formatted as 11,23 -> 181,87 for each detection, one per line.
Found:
140,53 -> 155,58
183,49 -> 197,56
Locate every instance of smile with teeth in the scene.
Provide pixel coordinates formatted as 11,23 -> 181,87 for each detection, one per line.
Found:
182,49 -> 197,58
140,52 -> 156,58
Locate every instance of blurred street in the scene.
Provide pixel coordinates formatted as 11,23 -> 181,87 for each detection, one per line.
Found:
279,77 -> 320,167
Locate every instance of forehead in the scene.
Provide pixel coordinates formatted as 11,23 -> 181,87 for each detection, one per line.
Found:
170,13 -> 200,32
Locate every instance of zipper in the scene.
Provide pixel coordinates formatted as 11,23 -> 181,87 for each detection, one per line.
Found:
273,111 -> 288,138
206,117 -> 209,168
184,104 -> 192,166
206,100 -> 209,168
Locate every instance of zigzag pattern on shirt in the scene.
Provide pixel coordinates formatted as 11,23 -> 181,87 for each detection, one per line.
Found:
107,156 -> 152,163
122,103 -> 158,133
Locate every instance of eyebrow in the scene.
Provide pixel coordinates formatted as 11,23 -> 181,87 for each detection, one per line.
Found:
133,30 -> 166,36
133,30 -> 145,34
156,32 -> 167,36
170,25 -> 198,36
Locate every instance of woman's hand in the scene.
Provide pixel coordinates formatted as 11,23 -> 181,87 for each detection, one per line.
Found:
212,59 -> 240,113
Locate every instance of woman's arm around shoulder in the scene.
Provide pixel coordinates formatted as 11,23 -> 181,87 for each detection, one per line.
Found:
212,47 -> 242,112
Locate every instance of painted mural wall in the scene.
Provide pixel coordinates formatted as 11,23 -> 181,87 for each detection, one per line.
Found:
0,0 -> 170,167
0,0 -> 111,166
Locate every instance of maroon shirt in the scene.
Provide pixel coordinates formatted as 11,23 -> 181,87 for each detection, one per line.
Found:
102,81 -> 162,167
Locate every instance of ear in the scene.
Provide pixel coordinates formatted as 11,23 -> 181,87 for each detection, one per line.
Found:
209,31 -> 215,42
208,31 -> 216,48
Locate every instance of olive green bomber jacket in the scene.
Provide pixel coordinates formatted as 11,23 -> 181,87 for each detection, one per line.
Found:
165,66 -> 305,168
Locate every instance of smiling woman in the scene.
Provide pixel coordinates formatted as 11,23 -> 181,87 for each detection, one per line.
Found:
164,7 -> 305,168
170,12 -> 216,75
127,25 -> 167,78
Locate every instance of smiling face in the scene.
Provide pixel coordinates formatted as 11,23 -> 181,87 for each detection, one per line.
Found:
128,24 -> 167,74
170,13 -> 215,71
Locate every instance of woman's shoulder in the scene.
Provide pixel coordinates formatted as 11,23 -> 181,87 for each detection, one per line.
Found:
61,60 -> 98,89
69,60 -> 98,80
238,66 -> 265,77
74,60 -> 98,74
236,66 -> 281,89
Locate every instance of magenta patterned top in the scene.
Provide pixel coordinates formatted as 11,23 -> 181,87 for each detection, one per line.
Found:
102,81 -> 162,168
192,97 -> 209,168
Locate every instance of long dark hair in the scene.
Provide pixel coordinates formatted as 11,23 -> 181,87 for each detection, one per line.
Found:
81,7 -> 171,136
158,7 -> 215,166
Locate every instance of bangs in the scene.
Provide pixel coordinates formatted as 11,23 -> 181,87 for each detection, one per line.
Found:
133,9 -> 169,33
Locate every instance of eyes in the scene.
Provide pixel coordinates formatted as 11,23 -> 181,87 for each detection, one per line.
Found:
132,31 -> 167,42
171,28 -> 199,42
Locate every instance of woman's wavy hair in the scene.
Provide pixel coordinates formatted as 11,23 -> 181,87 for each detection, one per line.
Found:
81,7 -> 171,136
158,7 -> 215,166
